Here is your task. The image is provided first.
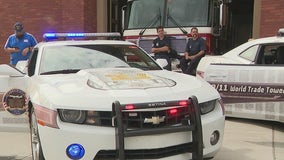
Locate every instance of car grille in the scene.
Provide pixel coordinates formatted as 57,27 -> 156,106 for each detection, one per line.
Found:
94,106 -> 190,128
122,106 -> 190,129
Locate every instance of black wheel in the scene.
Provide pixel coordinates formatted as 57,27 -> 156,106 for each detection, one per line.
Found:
30,108 -> 45,160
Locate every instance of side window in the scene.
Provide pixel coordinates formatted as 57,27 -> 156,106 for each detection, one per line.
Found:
28,48 -> 38,76
239,45 -> 259,62
260,46 -> 277,64
256,44 -> 284,65
276,46 -> 284,64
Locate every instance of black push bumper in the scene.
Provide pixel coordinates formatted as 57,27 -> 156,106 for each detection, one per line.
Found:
112,96 -> 203,160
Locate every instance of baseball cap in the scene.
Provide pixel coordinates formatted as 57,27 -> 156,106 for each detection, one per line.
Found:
14,22 -> 24,33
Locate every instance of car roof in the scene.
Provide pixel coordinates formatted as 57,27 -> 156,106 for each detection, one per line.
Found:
237,36 -> 284,49
249,36 -> 284,44
224,35 -> 284,57
36,39 -> 136,48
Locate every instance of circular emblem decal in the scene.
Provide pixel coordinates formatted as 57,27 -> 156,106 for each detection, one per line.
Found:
2,89 -> 28,115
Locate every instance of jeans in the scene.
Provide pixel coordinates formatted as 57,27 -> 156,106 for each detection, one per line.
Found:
179,57 -> 202,75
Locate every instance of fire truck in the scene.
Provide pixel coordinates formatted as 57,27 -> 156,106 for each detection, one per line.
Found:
122,0 -> 225,59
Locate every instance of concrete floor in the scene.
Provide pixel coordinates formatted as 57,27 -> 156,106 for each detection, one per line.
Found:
0,118 -> 283,160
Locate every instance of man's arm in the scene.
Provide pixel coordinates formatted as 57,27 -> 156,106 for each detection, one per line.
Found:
185,50 -> 204,60
152,46 -> 169,53
191,50 -> 205,59
194,37 -> 206,58
151,37 -> 170,54
22,47 -> 32,56
184,51 -> 190,59
4,47 -> 20,54
22,34 -> 38,56
184,40 -> 191,59
4,37 -> 19,54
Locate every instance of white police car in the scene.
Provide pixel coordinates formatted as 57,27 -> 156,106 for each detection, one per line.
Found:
0,33 -> 224,160
197,28 -> 284,123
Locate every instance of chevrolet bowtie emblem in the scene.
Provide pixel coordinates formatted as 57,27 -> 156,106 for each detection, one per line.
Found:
144,116 -> 165,125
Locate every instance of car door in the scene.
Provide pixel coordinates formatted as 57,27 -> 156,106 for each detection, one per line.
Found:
204,44 -> 284,123
0,64 -> 29,131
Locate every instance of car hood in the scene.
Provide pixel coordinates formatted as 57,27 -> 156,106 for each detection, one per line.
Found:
30,68 -> 219,110
79,68 -> 176,90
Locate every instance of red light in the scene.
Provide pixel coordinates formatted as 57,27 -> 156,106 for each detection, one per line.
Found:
125,104 -> 135,110
179,100 -> 188,107
169,108 -> 178,115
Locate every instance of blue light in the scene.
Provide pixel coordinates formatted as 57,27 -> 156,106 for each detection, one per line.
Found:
66,143 -> 85,160
43,33 -> 57,38
67,33 -> 85,37
43,33 -> 85,39
43,32 -> 121,41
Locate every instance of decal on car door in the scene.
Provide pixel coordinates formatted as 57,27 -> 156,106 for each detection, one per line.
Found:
209,82 -> 284,104
204,64 -> 284,122
2,89 -> 28,115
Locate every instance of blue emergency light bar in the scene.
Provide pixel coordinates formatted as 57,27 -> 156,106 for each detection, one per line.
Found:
43,32 -> 121,41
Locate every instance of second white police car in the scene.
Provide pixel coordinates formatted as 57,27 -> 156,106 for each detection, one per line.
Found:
197,28 -> 284,123
0,33 -> 224,160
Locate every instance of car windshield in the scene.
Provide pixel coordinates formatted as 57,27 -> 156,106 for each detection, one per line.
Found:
125,0 -> 211,29
39,44 -> 161,75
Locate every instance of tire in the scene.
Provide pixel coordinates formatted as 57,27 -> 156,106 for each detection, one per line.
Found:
30,108 -> 45,160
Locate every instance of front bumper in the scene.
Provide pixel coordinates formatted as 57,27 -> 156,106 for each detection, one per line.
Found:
38,97 -> 224,160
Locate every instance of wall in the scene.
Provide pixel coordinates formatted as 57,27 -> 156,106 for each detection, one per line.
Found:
260,0 -> 284,37
252,0 -> 261,38
96,0 -> 107,32
0,0 -> 98,64
1,0 -> 283,64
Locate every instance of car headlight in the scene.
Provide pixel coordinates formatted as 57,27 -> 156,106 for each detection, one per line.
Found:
199,100 -> 216,114
58,109 -> 86,124
58,109 -> 104,125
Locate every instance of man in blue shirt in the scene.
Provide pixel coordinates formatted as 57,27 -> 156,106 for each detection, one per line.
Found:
179,27 -> 206,75
151,26 -> 171,71
4,22 -> 37,66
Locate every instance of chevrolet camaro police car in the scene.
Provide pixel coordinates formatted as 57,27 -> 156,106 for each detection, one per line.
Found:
197,28 -> 284,123
0,33 -> 224,160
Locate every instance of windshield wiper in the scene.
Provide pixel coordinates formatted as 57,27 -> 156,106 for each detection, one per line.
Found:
167,10 -> 188,35
139,10 -> 161,36
40,69 -> 80,75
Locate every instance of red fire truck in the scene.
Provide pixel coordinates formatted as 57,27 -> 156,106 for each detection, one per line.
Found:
122,0 -> 225,58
